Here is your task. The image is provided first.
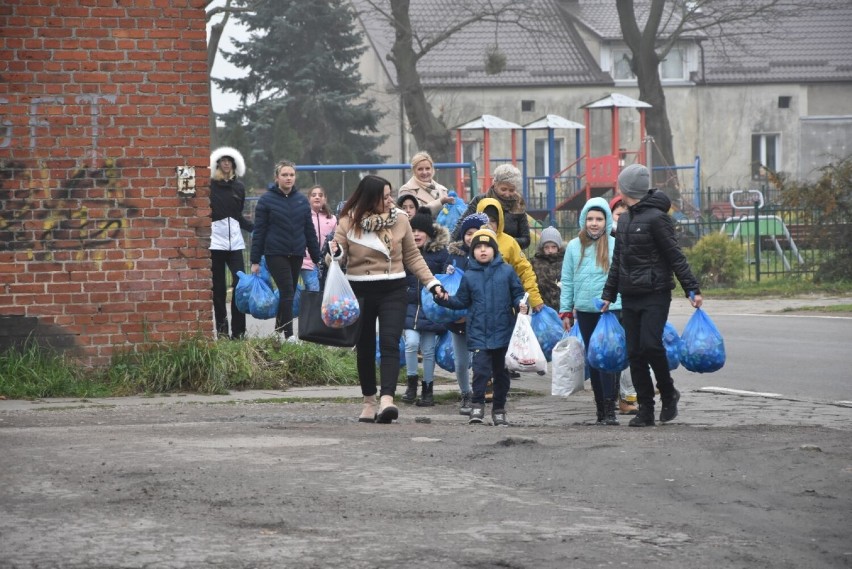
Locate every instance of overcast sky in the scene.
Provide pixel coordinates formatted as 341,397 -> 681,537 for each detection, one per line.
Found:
206,3 -> 249,116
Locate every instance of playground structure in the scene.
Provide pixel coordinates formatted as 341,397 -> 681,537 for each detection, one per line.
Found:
719,189 -> 804,272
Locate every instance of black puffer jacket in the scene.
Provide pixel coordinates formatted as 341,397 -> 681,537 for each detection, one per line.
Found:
602,190 -> 701,300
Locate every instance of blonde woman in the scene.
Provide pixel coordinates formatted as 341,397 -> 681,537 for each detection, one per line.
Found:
397,151 -> 454,217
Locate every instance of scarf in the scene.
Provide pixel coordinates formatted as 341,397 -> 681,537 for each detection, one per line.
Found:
359,207 -> 399,254
486,186 -> 523,214
406,176 -> 438,199
586,226 -> 606,241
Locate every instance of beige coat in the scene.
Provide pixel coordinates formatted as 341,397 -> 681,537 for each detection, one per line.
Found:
333,209 -> 440,290
397,177 -> 450,217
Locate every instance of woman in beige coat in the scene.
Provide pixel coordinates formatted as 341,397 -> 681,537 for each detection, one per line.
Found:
397,151 -> 455,217
331,175 -> 447,424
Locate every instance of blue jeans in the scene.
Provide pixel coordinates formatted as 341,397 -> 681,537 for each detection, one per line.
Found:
451,331 -> 471,394
300,267 -> 320,292
403,329 -> 438,383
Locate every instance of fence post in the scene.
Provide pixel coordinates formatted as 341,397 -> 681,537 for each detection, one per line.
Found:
754,200 -> 761,283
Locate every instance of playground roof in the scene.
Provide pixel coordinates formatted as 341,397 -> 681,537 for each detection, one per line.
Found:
523,114 -> 585,130
582,93 -> 652,109
454,114 -> 522,130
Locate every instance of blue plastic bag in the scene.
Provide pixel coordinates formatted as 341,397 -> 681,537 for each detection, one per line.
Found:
436,191 -> 467,231
679,307 -> 725,373
435,331 -> 455,372
587,300 -> 628,373
247,275 -> 279,320
531,306 -> 564,362
292,274 -> 305,318
259,255 -> 273,288
663,321 -> 683,371
420,268 -> 467,324
376,336 -> 407,367
234,270 -> 253,314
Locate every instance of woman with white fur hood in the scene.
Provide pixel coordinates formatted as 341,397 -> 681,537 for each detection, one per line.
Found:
209,146 -> 254,339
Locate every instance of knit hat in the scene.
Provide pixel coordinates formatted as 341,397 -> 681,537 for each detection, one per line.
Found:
617,164 -> 651,199
539,226 -> 563,249
609,195 -> 624,211
409,207 -> 436,239
410,151 -> 433,171
459,212 -> 489,237
397,193 -> 419,211
470,227 -> 499,253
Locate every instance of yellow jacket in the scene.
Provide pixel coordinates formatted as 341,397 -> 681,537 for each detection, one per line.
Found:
475,197 -> 544,308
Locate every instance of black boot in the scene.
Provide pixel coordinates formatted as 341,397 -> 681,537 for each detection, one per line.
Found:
628,403 -> 655,427
416,381 -> 434,407
603,398 -> 620,425
594,399 -> 605,425
401,375 -> 418,404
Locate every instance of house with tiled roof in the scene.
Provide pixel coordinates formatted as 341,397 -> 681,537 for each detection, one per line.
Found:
352,0 -> 852,210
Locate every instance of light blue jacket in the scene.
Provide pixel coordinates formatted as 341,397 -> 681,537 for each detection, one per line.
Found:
559,197 -> 622,314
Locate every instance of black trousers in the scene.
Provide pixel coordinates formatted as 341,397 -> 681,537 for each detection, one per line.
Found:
350,279 -> 407,398
471,347 -> 510,410
621,291 -> 673,408
265,255 -> 302,336
211,249 -> 246,339
576,310 -> 620,402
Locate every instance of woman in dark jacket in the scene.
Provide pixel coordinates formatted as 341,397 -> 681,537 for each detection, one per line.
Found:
401,208 -> 449,407
250,160 -> 321,341
209,147 -> 253,340
453,163 -> 530,250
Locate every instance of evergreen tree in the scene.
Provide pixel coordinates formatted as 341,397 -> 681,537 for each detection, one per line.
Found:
214,0 -> 385,202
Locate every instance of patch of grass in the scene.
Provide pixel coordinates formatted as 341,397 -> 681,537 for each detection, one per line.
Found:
779,304 -> 852,313
0,340 -> 115,399
678,279 -> 852,299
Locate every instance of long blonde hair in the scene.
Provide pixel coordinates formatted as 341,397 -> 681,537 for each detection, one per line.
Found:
577,207 -> 610,273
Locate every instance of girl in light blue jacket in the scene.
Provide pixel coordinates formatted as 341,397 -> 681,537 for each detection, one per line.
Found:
559,197 -> 622,426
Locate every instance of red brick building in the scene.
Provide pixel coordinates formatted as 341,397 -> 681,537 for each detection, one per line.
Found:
0,0 -> 213,366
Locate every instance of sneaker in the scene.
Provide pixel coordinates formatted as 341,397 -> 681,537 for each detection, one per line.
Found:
286,336 -> 302,345
459,392 -> 473,416
660,389 -> 681,423
468,403 -> 485,425
509,370 -> 521,379
618,398 -> 639,415
491,409 -> 509,427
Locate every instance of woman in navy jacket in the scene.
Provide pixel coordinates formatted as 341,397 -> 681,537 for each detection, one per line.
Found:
250,160 -> 321,340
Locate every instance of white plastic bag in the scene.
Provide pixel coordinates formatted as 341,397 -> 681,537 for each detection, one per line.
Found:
551,334 -> 586,397
505,311 -> 547,375
321,259 -> 360,328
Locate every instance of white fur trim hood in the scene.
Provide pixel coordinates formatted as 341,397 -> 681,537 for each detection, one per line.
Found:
210,146 -> 246,177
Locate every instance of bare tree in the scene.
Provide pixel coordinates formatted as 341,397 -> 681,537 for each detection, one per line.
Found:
356,0 -> 528,162
205,1 -> 253,147
616,0 -> 828,189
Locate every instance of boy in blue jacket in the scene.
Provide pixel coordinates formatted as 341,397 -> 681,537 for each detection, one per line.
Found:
435,228 -> 528,426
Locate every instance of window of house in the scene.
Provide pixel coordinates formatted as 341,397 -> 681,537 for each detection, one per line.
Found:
611,47 -> 687,81
660,48 -> 685,80
534,138 -> 564,177
751,134 -> 780,179
521,100 -> 535,112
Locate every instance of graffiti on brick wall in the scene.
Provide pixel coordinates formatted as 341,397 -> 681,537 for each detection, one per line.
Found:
0,94 -> 141,255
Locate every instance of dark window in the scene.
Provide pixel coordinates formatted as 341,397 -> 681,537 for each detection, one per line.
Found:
521,100 -> 535,112
778,96 -> 791,109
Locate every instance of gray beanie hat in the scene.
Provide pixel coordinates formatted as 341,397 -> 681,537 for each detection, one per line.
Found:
618,164 -> 651,199
539,226 -> 562,249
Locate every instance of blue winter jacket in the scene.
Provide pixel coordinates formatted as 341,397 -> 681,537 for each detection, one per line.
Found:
437,251 -> 526,350
560,197 -> 622,313
250,183 -> 321,265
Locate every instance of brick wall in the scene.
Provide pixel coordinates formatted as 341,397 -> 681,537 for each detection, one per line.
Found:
0,0 -> 212,366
